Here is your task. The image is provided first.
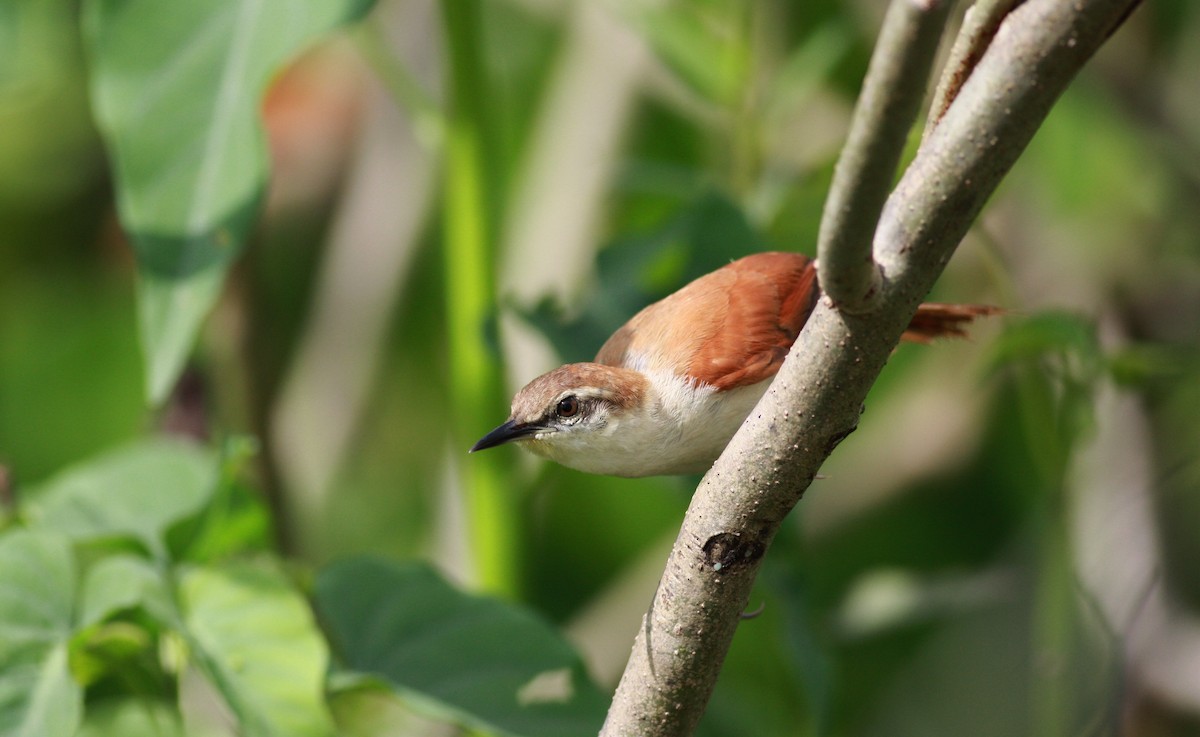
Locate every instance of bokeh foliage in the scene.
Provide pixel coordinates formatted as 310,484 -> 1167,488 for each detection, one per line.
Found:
2,0 -> 1199,736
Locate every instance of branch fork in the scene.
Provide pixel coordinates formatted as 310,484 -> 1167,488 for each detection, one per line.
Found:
601,1 -> 1142,735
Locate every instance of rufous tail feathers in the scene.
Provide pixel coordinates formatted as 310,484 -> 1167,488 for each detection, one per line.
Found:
901,303 -> 1002,343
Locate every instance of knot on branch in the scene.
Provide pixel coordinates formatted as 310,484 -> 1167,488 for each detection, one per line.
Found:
701,532 -> 766,573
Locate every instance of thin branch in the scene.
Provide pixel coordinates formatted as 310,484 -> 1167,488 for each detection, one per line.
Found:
816,0 -> 951,314
924,0 -> 1025,139
600,0 -> 1140,735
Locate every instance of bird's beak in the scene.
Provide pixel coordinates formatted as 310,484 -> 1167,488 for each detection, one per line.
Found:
470,419 -> 545,453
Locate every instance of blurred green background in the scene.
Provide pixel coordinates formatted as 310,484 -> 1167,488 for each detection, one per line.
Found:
3,0 -> 1200,735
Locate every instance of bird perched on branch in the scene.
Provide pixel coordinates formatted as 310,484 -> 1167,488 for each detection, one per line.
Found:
471,251 -> 996,477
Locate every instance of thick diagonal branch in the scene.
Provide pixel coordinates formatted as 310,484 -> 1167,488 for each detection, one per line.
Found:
600,1 -> 1140,735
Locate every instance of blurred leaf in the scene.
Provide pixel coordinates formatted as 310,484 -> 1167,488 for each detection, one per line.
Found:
0,643 -> 82,737
1026,88 -> 1164,219
985,311 -> 1102,378
168,436 -> 273,563
1107,343 -> 1195,386
987,313 -> 1104,489
765,547 -> 834,735
78,555 -> 175,629
315,557 -> 608,737
0,275 -> 143,483
0,530 -> 82,737
630,2 -> 749,104
70,622 -> 157,689
0,0 -> 103,206
76,699 -> 186,737
24,440 -> 215,560
518,188 -> 764,363
766,23 -> 852,121
0,530 -> 74,646
83,0 -> 377,404
526,470 -> 684,621
180,561 -> 335,737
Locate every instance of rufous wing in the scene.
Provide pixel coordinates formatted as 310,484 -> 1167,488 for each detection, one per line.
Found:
901,303 -> 1003,343
595,252 -> 820,391
594,250 -> 1000,391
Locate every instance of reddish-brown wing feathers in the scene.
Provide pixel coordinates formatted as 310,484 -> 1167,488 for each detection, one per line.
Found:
901,303 -> 1003,343
595,252 -> 820,391
594,251 -> 999,390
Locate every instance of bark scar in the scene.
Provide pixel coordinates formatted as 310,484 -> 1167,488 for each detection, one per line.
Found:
701,532 -> 766,572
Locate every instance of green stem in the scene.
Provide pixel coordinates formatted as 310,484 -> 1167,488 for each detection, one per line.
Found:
1014,362 -> 1074,737
1031,507 -> 1073,737
440,0 -> 522,598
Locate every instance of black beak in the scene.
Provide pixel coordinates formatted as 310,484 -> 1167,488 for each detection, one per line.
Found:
470,420 -> 544,453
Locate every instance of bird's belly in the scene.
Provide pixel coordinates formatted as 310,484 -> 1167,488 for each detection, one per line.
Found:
609,376 -> 772,477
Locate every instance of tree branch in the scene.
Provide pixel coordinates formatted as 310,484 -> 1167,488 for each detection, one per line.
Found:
600,0 -> 1140,735
924,0 -> 1025,139
817,0 -> 950,313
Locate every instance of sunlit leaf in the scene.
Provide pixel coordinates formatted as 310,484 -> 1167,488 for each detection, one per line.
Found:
79,555 -> 175,629
24,439 -> 215,560
83,0 -> 376,403
0,531 -> 82,737
76,699 -> 187,737
315,557 -> 608,737
180,561 -> 335,737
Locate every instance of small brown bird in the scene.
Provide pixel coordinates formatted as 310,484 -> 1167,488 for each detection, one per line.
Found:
472,251 -> 995,477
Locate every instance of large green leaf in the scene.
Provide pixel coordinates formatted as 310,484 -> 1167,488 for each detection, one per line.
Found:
315,558 -> 608,737
23,439 -> 215,560
179,561 -> 335,737
83,0 -> 376,403
0,531 -> 82,737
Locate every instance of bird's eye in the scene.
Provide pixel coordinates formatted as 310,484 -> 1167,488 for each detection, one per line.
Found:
556,396 -> 580,418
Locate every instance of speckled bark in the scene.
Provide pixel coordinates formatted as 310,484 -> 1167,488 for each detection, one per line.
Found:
817,0 -> 950,313
599,1 -> 1141,735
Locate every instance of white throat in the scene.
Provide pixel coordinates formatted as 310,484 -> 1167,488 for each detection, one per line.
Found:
532,371 -> 771,477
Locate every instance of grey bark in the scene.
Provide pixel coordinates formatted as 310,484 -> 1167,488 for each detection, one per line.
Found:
817,0 -> 950,313
599,0 -> 1141,735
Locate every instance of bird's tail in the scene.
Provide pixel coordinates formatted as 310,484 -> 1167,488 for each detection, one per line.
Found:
902,303 -> 1003,343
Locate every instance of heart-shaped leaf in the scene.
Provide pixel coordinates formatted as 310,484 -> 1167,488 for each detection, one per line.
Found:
84,0 -> 376,403
0,531 -> 82,737
180,561 -> 335,737
315,558 -> 608,737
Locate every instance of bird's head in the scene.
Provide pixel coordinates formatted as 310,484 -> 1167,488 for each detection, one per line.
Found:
470,363 -> 650,474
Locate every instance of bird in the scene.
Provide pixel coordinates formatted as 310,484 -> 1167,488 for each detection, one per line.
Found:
471,251 -> 997,477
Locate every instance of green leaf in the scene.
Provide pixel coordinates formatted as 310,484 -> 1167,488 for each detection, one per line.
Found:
79,555 -> 175,629
315,557 -> 608,737
168,436 -> 273,564
518,188 -> 764,363
985,311 -> 1102,379
179,561 -> 335,737
24,439 -> 215,560
83,0 -> 377,403
76,699 -> 187,737
0,643 -> 83,737
0,531 -> 82,737
0,531 -> 75,647
630,2 -> 750,104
